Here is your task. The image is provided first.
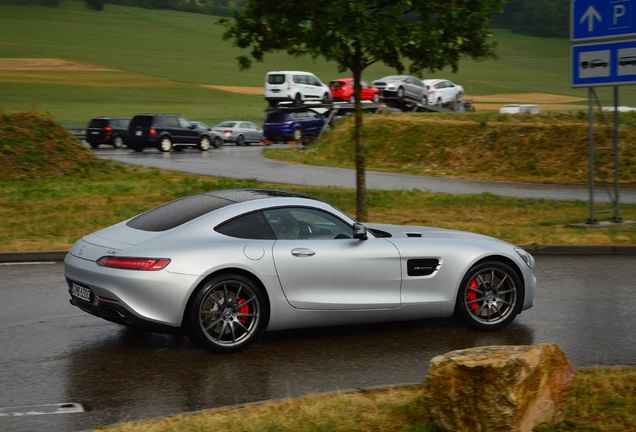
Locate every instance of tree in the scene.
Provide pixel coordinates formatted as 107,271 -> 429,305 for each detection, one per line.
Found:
221,0 -> 505,221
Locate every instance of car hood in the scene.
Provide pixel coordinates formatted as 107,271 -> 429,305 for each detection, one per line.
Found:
365,223 -> 508,244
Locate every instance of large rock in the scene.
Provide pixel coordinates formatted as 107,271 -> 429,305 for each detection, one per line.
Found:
423,343 -> 575,432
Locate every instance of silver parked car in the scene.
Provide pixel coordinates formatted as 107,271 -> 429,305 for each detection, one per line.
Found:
212,121 -> 264,145
372,75 -> 426,102
64,189 -> 536,353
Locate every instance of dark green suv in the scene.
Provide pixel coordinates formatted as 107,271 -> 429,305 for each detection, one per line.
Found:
127,114 -> 214,152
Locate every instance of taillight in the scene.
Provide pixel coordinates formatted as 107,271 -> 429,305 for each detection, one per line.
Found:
103,126 -> 113,132
149,127 -> 157,137
96,256 -> 171,271
224,129 -> 233,134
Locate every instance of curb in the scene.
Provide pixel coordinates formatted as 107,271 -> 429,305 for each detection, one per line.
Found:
1,245 -> 636,264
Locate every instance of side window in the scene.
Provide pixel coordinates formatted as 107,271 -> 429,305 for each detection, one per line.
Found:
166,116 -> 180,128
263,207 -> 353,240
178,117 -> 193,128
215,212 -> 276,239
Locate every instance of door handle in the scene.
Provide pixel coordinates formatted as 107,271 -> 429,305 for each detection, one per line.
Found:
291,248 -> 316,257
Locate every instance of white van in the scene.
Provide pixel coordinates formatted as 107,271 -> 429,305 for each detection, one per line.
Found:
264,71 -> 332,106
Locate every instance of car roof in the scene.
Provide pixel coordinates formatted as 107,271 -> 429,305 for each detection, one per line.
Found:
126,189 -> 319,232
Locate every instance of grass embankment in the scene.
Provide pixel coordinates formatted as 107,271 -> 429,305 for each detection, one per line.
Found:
266,111 -> 636,185
2,110 -> 636,251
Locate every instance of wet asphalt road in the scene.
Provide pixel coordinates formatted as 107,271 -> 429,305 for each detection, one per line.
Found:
1,256 -> 635,432
95,145 -> 636,204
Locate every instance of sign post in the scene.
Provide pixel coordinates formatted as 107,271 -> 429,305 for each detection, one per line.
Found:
571,0 -> 625,223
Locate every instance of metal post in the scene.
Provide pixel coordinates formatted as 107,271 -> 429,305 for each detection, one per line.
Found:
588,87 -> 596,224
613,86 -> 622,222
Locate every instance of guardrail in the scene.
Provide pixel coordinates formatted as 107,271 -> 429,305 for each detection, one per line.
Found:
64,125 -> 86,141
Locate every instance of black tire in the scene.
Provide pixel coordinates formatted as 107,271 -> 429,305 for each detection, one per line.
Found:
436,98 -> 443,107
322,92 -> 331,104
131,144 -> 144,152
212,136 -> 222,148
112,135 -> 126,148
372,94 -> 380,103
198,136 -> 211,151
348,95 -> 356,103
187,273 -> 268,353
236,135 -> 246,146
397,87 -> 405,98
292,128 -> 302,141
159,137 -> 173,152
455,261 -> 523,331
293,93 -> 302,106
89,142 -> 100,149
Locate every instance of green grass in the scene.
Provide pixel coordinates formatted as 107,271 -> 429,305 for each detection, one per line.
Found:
2,0 -> 636,124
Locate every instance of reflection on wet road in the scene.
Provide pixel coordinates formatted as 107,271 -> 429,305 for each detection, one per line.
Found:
0,255 -> 634,431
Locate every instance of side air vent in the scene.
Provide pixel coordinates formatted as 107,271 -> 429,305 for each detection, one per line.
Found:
407,258 -> 440,276
406,232 -> 422,237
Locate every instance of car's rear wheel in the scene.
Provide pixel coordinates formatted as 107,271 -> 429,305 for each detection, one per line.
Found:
89,143 -> 100,149
188,273 -> 268,353
455,261 -> 523,331
236,135 -> 246,146
293,93 -> 303,106
372,94 -> 380,103
292,128 -> 302,141
348,95 -> 356,103
436,98 -> 443,107
159,137 -> 173,152
198,136 -> 211,151
212,136 -> 222,148
112,136 -> 126,148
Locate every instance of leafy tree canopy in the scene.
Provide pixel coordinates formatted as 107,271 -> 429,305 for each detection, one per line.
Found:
222,0 -> 506,76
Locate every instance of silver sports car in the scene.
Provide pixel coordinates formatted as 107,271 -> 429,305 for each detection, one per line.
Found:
64,189 -> 536,353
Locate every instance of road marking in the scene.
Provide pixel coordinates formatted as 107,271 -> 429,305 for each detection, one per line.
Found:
0,402 -> 85,417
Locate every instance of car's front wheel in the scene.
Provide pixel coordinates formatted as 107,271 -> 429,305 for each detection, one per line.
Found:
292,128 -> 302,141
397,87 -> 405,98
455,261 -> 523,331
372,94 -> 380,103
112,135 -> 126,148
322,93 -> 331,104
159,137 -> 173,152
187,273 -> 268,353
198,136 -> 211,151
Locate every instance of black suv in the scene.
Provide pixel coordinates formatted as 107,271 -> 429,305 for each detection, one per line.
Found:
85,117 -> 131,148
127,114 -> 214,152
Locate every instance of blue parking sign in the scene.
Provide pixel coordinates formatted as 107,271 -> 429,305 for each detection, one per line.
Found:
572,0 -> 635,41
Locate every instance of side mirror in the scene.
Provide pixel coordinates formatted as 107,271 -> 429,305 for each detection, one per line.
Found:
353,223 -> 368,240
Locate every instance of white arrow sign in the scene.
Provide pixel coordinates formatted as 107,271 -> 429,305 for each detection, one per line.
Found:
581,5 -> 603,32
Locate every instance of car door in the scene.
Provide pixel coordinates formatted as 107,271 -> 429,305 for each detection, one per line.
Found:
266,207 -> 402,310
243,122 -> 262,142
176,116 -> 198,144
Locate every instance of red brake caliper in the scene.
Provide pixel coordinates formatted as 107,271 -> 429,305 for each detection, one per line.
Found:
467,279 -> 479,311
237,298 -> 248,324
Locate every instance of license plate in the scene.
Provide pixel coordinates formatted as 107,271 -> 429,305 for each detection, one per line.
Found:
70,282 -> 92,302
135,131 -> 142,136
